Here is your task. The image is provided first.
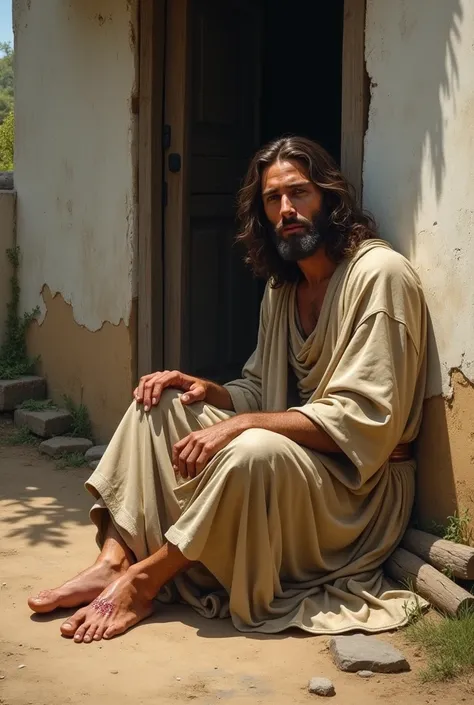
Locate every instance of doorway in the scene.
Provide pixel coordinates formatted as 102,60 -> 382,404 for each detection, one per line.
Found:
138,0 -> 364,382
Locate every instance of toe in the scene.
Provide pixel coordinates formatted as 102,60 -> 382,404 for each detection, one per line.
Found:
28,590 -> 59,613
93,624 -> 107,641
60,608 -> 87,638
83,623 -> 98,644
73,622 -> 90,643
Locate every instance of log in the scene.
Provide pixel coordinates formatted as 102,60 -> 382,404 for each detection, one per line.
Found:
402,528 -> 474,580
385,548 -> 474,617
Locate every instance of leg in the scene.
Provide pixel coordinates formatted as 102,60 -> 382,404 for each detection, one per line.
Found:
61,541 -> 192,643
28,517 -> 134,613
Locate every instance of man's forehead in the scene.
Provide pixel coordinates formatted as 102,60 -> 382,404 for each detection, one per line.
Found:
262,160 -> 312,194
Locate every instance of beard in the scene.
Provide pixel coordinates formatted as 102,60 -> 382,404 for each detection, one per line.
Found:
271,211 -> 331,262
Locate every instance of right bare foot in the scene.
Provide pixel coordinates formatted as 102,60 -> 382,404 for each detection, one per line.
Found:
28,559 -> 128,614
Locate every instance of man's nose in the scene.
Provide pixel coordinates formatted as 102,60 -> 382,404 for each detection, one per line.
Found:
280,194 -> 296,218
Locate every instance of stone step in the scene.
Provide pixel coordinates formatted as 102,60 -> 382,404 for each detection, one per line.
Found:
14,408 -> 73,439
39,436 -> 93,458
85,445 -> 108,463
0,377 -> 47,412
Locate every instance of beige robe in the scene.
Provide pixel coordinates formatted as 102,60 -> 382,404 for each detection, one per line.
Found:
86,239 -> 428,634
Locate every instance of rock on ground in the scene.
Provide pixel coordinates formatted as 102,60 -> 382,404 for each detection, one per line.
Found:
358,670 -> 374,678
0,377 -> 46,412
85,445 -> 108,462
89,460 -> 100,470
329,635 -> 410,674
39,437 -> 93,458
14,409 -> 73,438
308,677 -> 335,697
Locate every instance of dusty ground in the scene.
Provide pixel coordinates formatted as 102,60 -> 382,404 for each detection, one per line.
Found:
0,416 -> 472,705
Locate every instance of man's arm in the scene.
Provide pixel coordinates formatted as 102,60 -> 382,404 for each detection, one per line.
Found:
172,409 -> 340,479
240,410 -> 340,453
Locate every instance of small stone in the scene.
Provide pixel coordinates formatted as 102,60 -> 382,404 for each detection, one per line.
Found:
89,460 -> 100,471
39,436 -> 93,458
18,664 -> 26,669
308,677 -> 335,697
357,670 -> 374,678
110,670 -> 118,675
0,377 -> 47,412
14,408 -> 73,438
176,677 -> 182,681
329,635 -> 410,674
85,445 -> 108,462
0,675 -> 5,679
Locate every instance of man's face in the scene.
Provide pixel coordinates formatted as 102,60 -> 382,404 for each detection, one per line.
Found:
261,159 -> 327,262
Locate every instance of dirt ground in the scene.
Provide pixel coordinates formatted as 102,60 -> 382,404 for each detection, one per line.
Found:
0,419 -> 472,705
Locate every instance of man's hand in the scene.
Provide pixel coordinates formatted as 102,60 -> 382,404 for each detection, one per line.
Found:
172,417 -> 248,479
134,370 -> 208,411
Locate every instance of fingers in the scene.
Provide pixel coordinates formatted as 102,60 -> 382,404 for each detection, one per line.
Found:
173,433 -> 214,480
135,370 -> 193,411
180,382 -> 206,405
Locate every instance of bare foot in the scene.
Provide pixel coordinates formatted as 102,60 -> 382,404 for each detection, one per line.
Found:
60,571 -> 155,643
28,559 -> 128,614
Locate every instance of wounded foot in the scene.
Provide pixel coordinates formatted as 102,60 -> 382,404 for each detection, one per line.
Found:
61,572 -> 155,643
28,560 -> 128,614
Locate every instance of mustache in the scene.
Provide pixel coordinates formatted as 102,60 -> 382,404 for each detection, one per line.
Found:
276,215 -> 313,234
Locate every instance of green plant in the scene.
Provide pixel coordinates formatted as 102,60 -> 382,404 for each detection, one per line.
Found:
3,425 -> 40,446
55,451 -> 88,470
18,398 -> 59,412
0,109 -> 13,170
443,509 -> 473,546
63,394 -> 93,440
402,578 -> 425,626
406,607 -> 474,682
0,247 -> 40,380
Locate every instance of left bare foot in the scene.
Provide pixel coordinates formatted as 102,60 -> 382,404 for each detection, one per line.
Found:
60,571 -> 155,643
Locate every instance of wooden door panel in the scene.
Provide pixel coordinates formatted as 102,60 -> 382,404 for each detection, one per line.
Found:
184,0 -> 263,381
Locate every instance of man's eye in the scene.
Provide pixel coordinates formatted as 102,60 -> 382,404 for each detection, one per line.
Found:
267,194 -> 279,202
293,188 -> 306,196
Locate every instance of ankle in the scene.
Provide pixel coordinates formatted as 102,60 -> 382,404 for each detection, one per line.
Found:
127,566 -> 159,602
97,554 -> 131,573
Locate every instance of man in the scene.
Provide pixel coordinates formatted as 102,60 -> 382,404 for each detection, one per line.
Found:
29,136 -> 427,643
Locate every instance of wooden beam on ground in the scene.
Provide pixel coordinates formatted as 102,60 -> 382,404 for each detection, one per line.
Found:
402,528 -> 474,581
386,547 -> 474,618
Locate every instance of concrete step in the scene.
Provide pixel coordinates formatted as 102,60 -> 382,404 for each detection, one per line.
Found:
39,436 -> 93,458
14,408 -> 73,439
0,376 -> 47,412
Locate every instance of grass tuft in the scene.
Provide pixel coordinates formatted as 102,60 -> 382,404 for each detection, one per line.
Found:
63,394 -> 93,440
18,398 -> 59,412
55,451 -> 88,470
407,608 -> 474,682
3,425 -> 40,446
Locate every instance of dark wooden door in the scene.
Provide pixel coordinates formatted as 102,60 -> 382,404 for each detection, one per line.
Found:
163,0 -> 263,383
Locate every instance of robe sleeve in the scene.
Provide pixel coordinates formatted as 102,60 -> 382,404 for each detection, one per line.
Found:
223,286 -> 269,414
289,310 -> 421,484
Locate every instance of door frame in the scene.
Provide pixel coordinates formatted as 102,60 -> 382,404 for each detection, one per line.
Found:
137,0 -> 369,377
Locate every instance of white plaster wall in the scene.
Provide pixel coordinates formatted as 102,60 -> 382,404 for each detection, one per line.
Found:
13,0 -> 137,330
363,0 -> 472,397
0,191 -> 15,344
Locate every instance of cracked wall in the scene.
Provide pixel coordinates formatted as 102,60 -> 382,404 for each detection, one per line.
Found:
14,0 -> 138,440
363,0 -> 474,526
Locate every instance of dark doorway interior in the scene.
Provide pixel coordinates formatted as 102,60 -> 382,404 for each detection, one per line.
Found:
183,0 -> 344,383
260,0 -> 344,162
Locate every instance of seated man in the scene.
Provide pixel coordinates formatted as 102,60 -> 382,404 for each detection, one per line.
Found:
29,136 -> 427,644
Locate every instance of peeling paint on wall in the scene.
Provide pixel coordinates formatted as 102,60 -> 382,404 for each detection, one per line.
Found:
14,0 -> 137,331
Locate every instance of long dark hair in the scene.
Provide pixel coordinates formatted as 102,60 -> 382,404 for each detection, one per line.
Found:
236,136 -> 377,287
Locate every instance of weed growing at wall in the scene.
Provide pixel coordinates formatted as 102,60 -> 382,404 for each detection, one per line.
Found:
63,394 -> 93,440
0,247 -> 39,379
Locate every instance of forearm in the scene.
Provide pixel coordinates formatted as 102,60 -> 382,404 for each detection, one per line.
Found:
240,410 -> 340,453
204,380 -> 235,411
